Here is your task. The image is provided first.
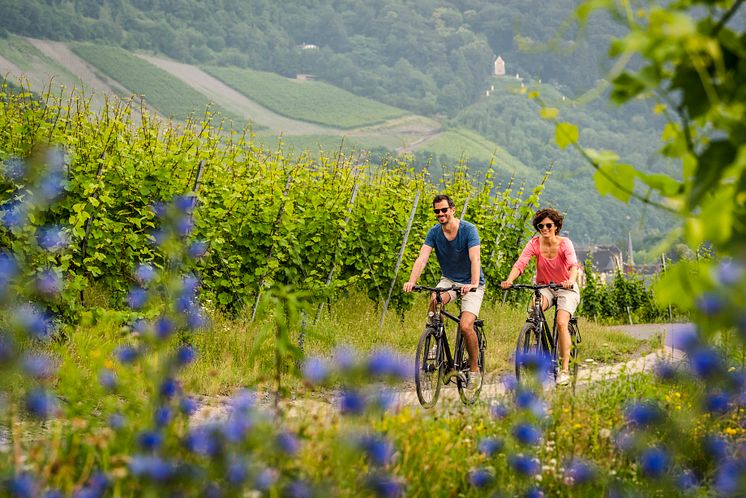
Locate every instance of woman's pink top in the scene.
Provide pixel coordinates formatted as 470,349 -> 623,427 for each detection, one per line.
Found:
513,236 -> 578,284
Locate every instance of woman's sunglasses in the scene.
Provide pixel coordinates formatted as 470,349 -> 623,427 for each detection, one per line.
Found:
433,207 -> 450,214
536,223 -> 554,230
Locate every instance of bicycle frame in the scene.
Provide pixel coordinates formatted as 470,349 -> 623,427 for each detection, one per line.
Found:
428,288 -> 464,383
526,288 -> 559,370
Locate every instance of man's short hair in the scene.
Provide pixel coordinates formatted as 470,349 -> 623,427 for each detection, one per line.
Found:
433,194 -> 455,208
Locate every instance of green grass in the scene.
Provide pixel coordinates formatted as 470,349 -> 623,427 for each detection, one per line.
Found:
0,36 -> 83,92
70,43 -> 247,124
204,65 -> 408,129
420,128 -> 538,179
249,134 -> 369,156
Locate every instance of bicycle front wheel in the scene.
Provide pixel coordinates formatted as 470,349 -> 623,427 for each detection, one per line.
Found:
569,319 -> 580,382
415,326 -> 442,408
515,322 -> 543,383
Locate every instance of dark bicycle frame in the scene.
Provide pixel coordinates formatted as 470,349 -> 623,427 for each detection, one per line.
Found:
414,285 -> 484,384
509,282 -> 580,381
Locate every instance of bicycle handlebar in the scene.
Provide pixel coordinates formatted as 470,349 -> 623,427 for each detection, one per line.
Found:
505,282 -> 563,291
412,285 -> 477,293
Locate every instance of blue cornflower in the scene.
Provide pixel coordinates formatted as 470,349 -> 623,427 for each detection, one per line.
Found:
364,472 -> 404,498
21,353 -> 55,379
715,458 -> 746,496
159,377 -> 179,398
670,323 -> 699,352
35,268 -> 63,298
690,347 -> 724,379
173,194 -> 196,213
513,423 -> 542,446
176,216 -> 194,238
525,486 -> 545,498
223,413 -> 253,443
36,225 -> 69,251
625,401 -> 663,428
253,467 -> 279,491
229,389 -> 255,414
45,489 -> 63,498
0,251 -> 18,295
333,345 -> 357,371
371,388 -> 396,411
184,425 -> 222,456
302,356 -> 330,384
703,434 -> 729,461
367,348 -> 398,377
226,460 -> 248,485
276,431 -> 300,455
515,388 -> 546,417
176,345 -> 197,366
137,430 -> 163,451
98,369 -> 117,391
186,308 -> 206,330
704,392 -> 731,414
675,469 -> 698,491
696,292 -> 724,316
0,333 -> 15,365
2,157 -> 26,181
0,200 -> 27,229
653,361 -> 677,381
477,437 -> 504,456
188,240 -> 208,259
714,259 -> 744,286
154,317 -> 174,340
614,429 -> 637,453
15,304 -> 53,340
508,454 -> 540,476
115,345 -> 140,364
37,169 -> 66,200
640,446 -> 670,479
359,434 -> 394,466
563,458 -> 596,485
340,389 -> 366,415
109,413 -> 125,430
134,263 -> 156,285
284,480 -> 312,498
130,455 -> 174,481
489,402 -> 510,419
179,396 -> 199,416
154,406 -> 173,427
8,472 -> 38,498
24,388 -> 58,419
516,350 -> 551,380
126,287 -> 148,310
468,467 -> 494,487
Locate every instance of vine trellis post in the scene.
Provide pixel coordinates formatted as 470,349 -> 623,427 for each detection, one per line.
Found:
378,190 -> 420,332
78,151 -> 107,304
251,173 -> 294,322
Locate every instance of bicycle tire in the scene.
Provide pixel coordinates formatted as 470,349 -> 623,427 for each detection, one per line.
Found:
415,326 -> 442,408
515,322 -> 544,383
457,325 -> 485,405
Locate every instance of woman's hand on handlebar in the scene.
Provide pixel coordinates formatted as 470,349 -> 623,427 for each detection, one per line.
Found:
500,281 -> 513,289
561,280 -> 575,289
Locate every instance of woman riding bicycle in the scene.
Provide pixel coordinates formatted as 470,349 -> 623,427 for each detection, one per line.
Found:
500,208 -> 579,386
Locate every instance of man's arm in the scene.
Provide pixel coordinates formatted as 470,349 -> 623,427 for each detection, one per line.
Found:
402,244 -> 433,292
461,244 -> 481,294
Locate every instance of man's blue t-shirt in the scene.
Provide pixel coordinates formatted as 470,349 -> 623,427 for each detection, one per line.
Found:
424,220 -> 485,285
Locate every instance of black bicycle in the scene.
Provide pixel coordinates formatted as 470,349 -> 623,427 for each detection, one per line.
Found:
506,283 -> 581,384
412,285 -> 486,407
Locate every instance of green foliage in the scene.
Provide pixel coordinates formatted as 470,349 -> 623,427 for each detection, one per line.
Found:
70,43 -> 246,124
204,65 -> 407,129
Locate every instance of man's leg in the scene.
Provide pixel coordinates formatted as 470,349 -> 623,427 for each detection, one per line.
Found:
460,311 -> 479,371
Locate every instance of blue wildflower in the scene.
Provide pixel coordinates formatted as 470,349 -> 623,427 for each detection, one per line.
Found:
704,392 -> 730,414
334,345 -> 357,371
226,460 -> 248,485
154,406 -> 173,427
477,437 -> 504,456
714,259 -> 744,286
0,251 -> 18,295
36,225 -> 69,251
640,446 -> 669,479
8,472 -> 38,498
0,333 -> 15,365
98,369 -> 117,391
340,389 -> 366,415
468,467 -> 494,487
137,430 -> 163,451
115,345 -> 140,364
489,402 -> 510,419
276,431 -> 300,455
21,353 -> 55,379
364,472 -> 404,498
513,423 -> 542,446
675,469 -> 698,490
670,323 -> 699,352
696,292 -> 724,316
2,157 -> 26,181
653,361 -> 677,381
38,169 -> 66,201
302,356 -> 330,384
35,268 -> 63,298
176,345 -> 196,366
715,458 -> 746,496
176,216 -> 194,237
154,317 -> 174,340
563,458 -> 596,485
253,467 -> 278,491
284,480 -> 312,498
15,304 -> 53,340
24,388 -> 58,419
126,287 -> 148,310
525,486 -> 545,498
109,413 -> 125,430
371,388 -> 396,411
131,318 -> 150,335
160,377 -> 178,398
516,350 -> 551,380
223,413 -> 252,443
179,396 -> 199,416
134,263 -> 156,285
703,434 -> 729,461
188,240 -> 208,259
229,389 -> 255,414
625,401 -> 663,427
359,434 -> 394,466
173,194 -> 196,213
508,454 -> 540,476
0,200 -> 26,229
184,425 -> 222,456
130,455 -> 174,481
690,347 -> 724,379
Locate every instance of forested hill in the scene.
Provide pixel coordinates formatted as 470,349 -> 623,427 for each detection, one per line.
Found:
0,0 -> 622,117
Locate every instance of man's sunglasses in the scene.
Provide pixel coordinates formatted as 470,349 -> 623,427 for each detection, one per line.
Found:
433,207 -> 450,214
536,223 -> 554,230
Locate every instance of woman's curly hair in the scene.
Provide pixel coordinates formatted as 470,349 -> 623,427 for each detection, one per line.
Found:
532,208 -> 564,232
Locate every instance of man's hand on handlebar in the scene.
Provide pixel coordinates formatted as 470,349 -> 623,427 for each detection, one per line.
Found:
402,281 -> 416,293
561,280 -> 575,289
460,284 -> 477,295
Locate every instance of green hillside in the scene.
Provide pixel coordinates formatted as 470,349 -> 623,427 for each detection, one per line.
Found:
0,36 -> 81,92
204,65 -> 408,129
71,43 -> 247,125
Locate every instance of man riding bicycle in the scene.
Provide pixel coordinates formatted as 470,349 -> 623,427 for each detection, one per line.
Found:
403,194 -> 485,391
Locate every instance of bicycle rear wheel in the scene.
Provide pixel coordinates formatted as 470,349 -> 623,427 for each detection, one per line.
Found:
515,322 -> 544,383
415,326 -> 442,408
456,326 -> 485,405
